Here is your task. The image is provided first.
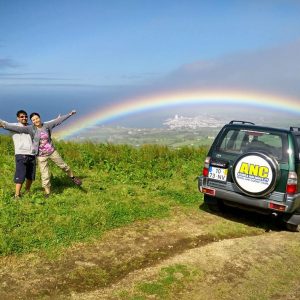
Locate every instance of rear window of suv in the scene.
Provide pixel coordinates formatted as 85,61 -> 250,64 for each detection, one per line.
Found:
216,128 -> 287,162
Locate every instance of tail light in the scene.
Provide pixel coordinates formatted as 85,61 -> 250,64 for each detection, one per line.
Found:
201,187 -> 216,196
202,156 -> 211,177
286,171 -> 297,194
269,202 -> 286,212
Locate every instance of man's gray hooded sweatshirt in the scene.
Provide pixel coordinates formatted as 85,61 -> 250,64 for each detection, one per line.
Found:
11,123 -> 34,155
1,113 -> 72,156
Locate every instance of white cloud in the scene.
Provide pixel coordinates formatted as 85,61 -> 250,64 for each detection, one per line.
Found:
0,58 -> 18,69
160,40 -> 300,98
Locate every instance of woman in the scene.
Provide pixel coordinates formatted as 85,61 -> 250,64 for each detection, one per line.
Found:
0,110 -> 81,197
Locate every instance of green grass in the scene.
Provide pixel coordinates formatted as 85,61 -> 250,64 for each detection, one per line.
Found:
117,264 -> 201,300
0,135 -> 208,255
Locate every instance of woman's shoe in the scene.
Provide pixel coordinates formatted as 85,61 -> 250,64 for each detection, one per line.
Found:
44,187 -> 51,198
71,176 -> 82,186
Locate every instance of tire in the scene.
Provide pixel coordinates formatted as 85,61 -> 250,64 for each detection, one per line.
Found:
232,152 -> 279,197
204,195 -> 224,212
286,223 -> 299,232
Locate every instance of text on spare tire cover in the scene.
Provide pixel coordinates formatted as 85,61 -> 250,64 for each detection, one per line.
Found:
234,154 -> 274,194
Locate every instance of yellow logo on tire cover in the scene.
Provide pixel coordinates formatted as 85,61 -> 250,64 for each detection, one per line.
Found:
239,162 -> 269,178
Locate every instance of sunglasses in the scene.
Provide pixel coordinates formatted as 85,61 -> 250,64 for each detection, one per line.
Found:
19,115 -> 28,119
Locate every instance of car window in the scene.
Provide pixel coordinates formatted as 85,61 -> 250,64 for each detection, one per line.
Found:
218,129 -> 246,153
216,128 -> 285,161
295,136 -> 300,149
294,136 -> 300,160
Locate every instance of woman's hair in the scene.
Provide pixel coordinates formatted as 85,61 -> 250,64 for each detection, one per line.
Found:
30,112 -> 40,119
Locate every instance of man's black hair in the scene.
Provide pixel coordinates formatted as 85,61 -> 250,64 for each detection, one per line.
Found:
16,110 -> 28,117
30,112 -> 40,119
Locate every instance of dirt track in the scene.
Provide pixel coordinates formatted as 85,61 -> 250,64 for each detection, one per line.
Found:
1,207 -> 300,299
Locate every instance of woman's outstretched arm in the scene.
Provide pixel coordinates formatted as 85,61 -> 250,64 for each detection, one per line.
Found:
45,110 -> 76,129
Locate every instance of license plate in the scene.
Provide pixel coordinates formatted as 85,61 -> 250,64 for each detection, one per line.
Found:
208,166 -> 228,182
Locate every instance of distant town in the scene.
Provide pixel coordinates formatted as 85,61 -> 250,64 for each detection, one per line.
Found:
66,114 -> 227,147
163,114 -> 224,129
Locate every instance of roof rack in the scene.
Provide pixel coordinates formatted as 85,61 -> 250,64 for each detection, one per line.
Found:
229,120 -> 255,125
290,127 -> 300,132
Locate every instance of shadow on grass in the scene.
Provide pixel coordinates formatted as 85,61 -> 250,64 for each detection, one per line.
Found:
51,175 -> 88,194
199,202 -> 285,232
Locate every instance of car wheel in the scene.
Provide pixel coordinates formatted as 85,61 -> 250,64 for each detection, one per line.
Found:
286,223 -> 299,232
232,152 -> 279,197
204,195 -> 224,212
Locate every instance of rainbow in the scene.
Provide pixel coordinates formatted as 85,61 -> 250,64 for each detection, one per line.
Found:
54,89 -> 300,139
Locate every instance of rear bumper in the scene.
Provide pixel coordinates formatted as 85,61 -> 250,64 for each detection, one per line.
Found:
198,176 -> 300,220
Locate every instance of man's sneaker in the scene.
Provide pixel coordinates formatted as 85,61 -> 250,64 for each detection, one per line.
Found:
14,194 -> 21,199
71,177 -> 82,186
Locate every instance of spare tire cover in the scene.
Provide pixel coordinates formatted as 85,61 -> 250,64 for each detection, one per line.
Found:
233,152 -> 279,197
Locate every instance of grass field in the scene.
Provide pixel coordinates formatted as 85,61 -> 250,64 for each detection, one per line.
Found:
2,134 -> 300,300
0,134 -> 208,256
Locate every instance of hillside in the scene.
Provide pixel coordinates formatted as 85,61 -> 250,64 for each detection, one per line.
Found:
61,111 -> 300,147
63,126 -> 219,147
0,134 -> 208,255
1,134 -> 300,299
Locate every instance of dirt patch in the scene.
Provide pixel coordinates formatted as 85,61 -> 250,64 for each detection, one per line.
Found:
86,232 -> 300,300
0,208 -> 294,299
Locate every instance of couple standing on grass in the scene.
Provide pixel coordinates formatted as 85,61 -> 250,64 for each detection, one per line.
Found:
0,110 -> 82,198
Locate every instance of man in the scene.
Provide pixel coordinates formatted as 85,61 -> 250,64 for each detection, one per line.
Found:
10,110 -> 36,198
1,110 -> 81,198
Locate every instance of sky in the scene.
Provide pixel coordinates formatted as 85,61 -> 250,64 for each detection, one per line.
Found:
1,0 -> 300,137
